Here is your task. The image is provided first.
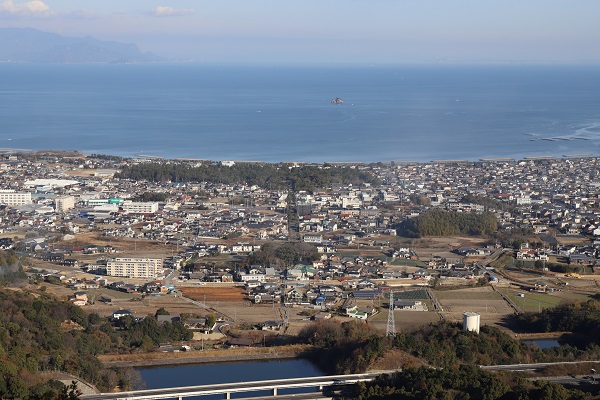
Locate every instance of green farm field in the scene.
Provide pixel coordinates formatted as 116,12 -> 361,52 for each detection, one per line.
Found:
497,288 -> 592,313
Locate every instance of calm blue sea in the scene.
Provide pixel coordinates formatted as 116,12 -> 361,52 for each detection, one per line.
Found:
2,63 -> 600,162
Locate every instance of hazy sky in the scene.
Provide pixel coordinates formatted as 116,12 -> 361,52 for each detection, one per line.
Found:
1,0 -> 599,64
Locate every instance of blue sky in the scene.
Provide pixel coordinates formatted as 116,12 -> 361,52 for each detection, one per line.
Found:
1,0 -> 599,64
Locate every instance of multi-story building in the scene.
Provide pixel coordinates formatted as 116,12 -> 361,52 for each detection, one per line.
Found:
55,195 -> 75,212
106,257 -> 163,278
86,198 -> 123,207
0,190 -> 32,206
303,233 -> 323,243
121,201 -> 159,214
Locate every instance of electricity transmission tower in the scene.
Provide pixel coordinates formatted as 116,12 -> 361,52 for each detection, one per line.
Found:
386,290 -> 396,337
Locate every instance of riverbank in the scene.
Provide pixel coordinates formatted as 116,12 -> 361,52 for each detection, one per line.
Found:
514,332 -> 567,340
98,344 -> 312,368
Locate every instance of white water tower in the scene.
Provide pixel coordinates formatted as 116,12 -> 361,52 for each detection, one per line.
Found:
463,312 -> 480,334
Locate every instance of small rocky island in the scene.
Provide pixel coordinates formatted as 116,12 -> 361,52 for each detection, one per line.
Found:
330,97 -> 344,104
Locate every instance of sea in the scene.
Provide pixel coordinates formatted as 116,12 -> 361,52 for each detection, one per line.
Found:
2,63 -> 600,163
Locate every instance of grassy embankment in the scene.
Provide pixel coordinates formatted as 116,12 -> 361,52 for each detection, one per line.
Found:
98,344 -> 313,367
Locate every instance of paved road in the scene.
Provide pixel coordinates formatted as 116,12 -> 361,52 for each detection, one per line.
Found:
162,268 -> 179,286
481,360 -> 600,372
531,374 -> 600,386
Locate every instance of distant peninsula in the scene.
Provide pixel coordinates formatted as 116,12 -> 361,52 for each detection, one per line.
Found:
0,27 -> 165,64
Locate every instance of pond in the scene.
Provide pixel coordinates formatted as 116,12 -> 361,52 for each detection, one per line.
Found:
135,359 -> 326,399
522,339 -> 560,349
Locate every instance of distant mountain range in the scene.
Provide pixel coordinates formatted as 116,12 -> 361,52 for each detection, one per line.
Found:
0,28 -> 165,63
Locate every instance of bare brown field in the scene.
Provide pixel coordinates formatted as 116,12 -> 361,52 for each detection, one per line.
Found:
413,236 -> 486,249
556,236 -> 590,246
434,287 -> 503,301
286,320 -> 313,336
409,236 -> 487,262
39,282 -> 214,318
37,283 -> 77,301
87,294 -> 212,318
436,287 -> 510,320
218,302 -> 281,325
180,286 -> 247,302
431,286 -> 516,327
56,232 -> 174,253
368,309 -> 440,334
63,169 -> 97,177
441,302 -> 510,315
216,302 -> 317,335
413,250 -> 461,261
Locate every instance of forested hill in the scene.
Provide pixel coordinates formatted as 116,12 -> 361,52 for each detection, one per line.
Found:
0,289 -> 191,398
513,300 -> 600,346
116,162 -> 379,190
298,319 -> 593,399
354,366 -> 578,400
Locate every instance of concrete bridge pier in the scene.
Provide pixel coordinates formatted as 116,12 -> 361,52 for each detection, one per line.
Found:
272,387 -> 278,395
224,392 -> 230,399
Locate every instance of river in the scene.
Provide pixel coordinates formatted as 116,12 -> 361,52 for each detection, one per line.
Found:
136,359 -> 326,398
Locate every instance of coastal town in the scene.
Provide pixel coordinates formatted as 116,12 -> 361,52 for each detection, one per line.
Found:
2,150 -> 600,396
3,0 -> 600,397
0,152 -> 598,334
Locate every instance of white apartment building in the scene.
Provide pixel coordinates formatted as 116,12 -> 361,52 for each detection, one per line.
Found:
106,257 -> 163,278
303,233 -> 323,243
516,195 -> 532,205
0,190 -> 32,206
121,201 -> 159,214
55,195 -> 75,212
238,272 -> 266,282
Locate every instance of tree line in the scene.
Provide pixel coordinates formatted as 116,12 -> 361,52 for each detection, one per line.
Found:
116,162 -> 379,191
512,299 -> 600,350
245,242 -> 320,267
398,209 -> 498,237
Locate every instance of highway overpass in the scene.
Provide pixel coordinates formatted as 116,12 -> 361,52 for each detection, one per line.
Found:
81,371 -> 395,400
